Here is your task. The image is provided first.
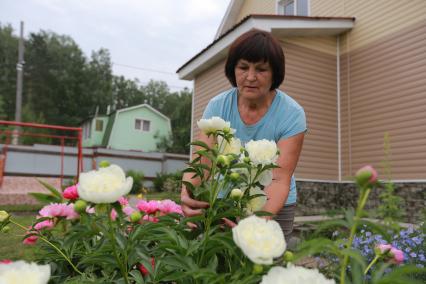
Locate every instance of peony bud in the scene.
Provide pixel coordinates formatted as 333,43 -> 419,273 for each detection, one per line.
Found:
63,185 -> 79,200
98,160 -> 110,168
0,210 -> 9,222
1,226 -> 10,233
243,157 -> 250,164
355,165 -> 378,186
74,200 -> 88,213
130,211 -> 142,223
283,251 -> 294,262
390,247 -> 404,264
229,172 -> 240,182
223,127 -> 231,134
230,188 -> 243,200
375,244 -> 392,255
217,155 -> 230,167
252,264 -> 263,274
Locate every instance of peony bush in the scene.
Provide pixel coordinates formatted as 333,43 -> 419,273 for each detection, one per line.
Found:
1,117 -> 424,283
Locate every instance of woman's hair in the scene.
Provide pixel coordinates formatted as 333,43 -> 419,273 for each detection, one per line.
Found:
225,29 -> 285,90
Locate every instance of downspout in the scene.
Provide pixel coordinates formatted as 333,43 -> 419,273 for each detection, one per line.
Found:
337,36 -> 342,182
189,80 -> 195,161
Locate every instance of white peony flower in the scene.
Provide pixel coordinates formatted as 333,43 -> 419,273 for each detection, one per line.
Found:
197,117 -> 230,135
232,215 -> 286,264
257,170 -> 273,187
261,265 -> 336,284
0,261 -> 50,284
245,187 -> 267,215
77,164 -> 133,204
245,139 -> 278,166
217,136 -> 241,155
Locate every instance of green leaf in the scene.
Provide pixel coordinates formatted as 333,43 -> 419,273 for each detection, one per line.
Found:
190,140 -> 210,150
28,192 -> 59,204
37,178 -> 63,200
129,270 -> 145,284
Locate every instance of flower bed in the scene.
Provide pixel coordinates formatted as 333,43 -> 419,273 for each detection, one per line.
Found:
1,117 -> 424,283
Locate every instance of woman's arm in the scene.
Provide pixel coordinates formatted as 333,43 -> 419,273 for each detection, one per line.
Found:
262,132 -> 305,216
180,132 -> 215,217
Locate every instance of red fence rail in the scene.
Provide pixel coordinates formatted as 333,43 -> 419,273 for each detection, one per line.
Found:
0,120 -> 83,187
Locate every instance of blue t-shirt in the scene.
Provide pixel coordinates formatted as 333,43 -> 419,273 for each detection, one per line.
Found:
202,88 -> 306,205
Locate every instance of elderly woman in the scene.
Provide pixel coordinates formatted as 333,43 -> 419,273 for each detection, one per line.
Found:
181,29 -> 306,241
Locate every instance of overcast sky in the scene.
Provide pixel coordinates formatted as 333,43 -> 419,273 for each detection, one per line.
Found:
0,0 -> 230,91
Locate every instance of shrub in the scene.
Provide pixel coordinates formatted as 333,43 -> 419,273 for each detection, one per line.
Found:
126,170 -> 144,194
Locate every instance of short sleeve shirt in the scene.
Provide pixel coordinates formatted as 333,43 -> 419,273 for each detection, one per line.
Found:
202,88 -> 306,205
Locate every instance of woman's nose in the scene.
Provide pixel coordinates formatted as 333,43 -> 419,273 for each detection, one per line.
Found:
246,67 -> 257,81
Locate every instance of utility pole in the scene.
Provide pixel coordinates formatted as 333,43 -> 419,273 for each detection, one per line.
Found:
12,21 -> 24,145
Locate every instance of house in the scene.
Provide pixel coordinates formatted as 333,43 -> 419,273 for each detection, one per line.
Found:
81,104 -> 172,152
177,0 -> 426,221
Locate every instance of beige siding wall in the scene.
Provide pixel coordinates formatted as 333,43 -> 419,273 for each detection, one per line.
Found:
192,61 -> 231,140
340,19 -> 426,180
280,37 -> 338,180
237,0 -> 276,22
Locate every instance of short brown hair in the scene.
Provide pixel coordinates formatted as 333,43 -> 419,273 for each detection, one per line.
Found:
225,29 -> 285,90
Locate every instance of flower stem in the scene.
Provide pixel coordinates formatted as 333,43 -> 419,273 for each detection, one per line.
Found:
10,219 -> 83,275
364,255 -> 380,275
108,213 -> 129,284
339,187 -> 371,284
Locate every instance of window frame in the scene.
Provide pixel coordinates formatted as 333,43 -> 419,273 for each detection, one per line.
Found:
134,118 -> 151,132
276,0 -> 310,16
95,119 -> 104,132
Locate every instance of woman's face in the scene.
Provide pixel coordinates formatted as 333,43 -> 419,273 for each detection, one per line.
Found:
234,59 -> 273,100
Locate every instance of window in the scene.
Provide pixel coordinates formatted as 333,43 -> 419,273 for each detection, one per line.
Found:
135,119 -> 151,132
277,0 -> 309,16
95,119 -> 104,131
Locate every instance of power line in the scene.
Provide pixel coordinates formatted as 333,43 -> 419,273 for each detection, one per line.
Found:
112,62 -> 176,76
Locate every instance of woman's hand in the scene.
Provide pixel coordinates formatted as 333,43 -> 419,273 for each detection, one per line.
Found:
180,187 -> 209,217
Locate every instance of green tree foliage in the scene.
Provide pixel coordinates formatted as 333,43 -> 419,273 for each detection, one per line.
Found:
0,23 -> 18,120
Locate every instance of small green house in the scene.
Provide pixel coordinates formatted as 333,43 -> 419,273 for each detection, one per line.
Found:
81,104 -> 171,152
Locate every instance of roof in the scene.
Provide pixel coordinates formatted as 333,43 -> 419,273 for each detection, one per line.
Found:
177,14 -> 355,80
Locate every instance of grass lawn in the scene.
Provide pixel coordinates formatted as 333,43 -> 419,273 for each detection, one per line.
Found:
0,214 -> 39,261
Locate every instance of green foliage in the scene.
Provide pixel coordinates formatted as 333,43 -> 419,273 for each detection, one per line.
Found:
152,171 -> 182,193
126,170 -> 145,194
377,133 -> 404,229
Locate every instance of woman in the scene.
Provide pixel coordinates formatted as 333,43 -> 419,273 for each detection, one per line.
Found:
181,29 -> 306,241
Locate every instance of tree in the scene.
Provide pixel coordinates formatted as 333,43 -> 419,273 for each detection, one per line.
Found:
0,23 -> 18,120
155,87 -> 192,154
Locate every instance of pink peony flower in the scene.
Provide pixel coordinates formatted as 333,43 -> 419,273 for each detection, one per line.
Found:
137,200 -> 160,214
158,199 -> 183,215
110,209 -> 118,221
39,203 -> 79,220
34,220 -> 55,231
390,247 -> 404,264
118,196 -> 129,206
123,205 -> 135,216
23,234 -> 38,245
0,259 -> 12,264
355,165 -> 378,185
63,185 -> 79,200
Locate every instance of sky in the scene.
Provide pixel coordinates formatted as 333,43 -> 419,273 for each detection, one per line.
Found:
0,0 -> 230,91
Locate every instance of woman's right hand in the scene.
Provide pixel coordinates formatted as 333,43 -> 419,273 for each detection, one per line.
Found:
180,187 -> 209,217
